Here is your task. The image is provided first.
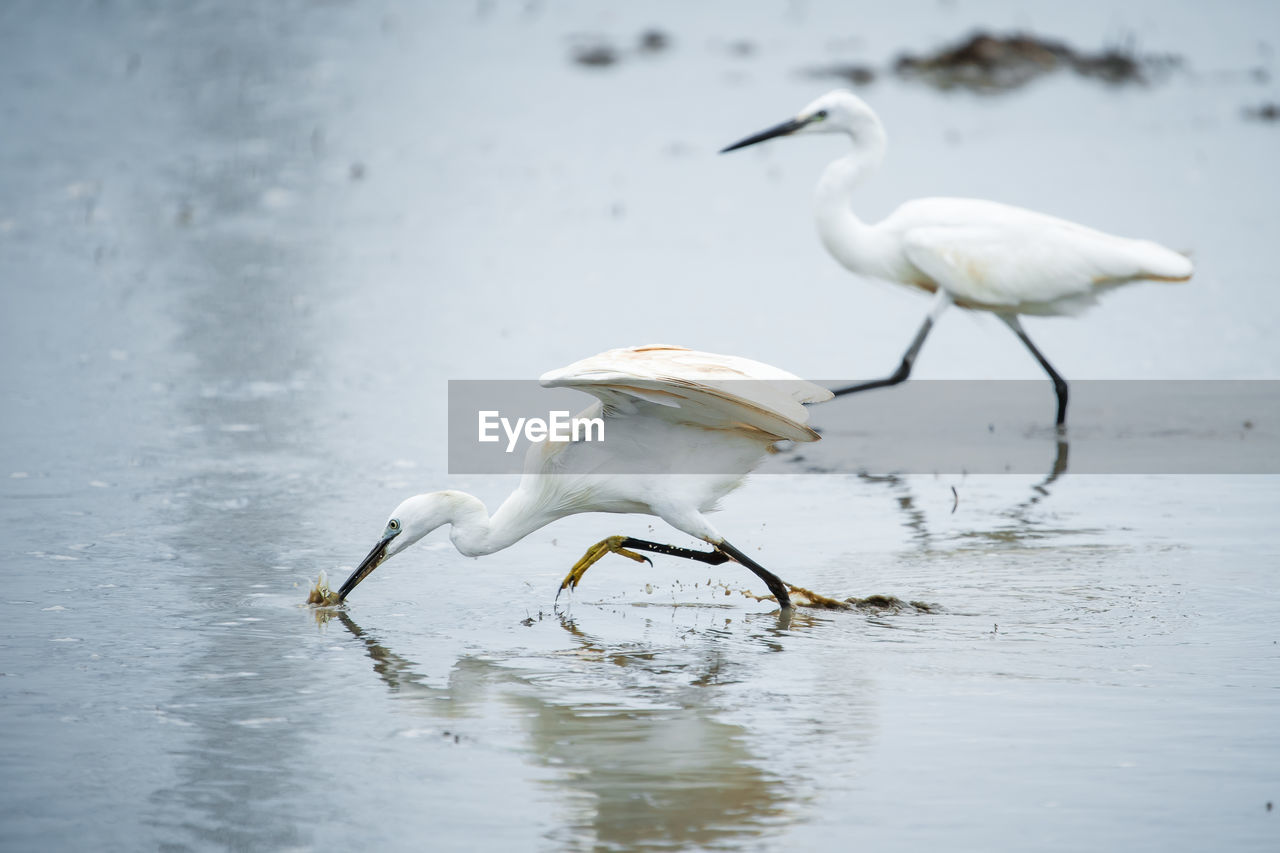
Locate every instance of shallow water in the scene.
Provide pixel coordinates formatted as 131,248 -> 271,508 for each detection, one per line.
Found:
2,1 -> 1278,850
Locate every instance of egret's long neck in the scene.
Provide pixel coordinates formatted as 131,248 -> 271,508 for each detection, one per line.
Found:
445,489 -> 552,557
813,136 -> 885,276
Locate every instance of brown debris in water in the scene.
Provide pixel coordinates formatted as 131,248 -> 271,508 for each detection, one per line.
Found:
845,595 -> 938,614
785,583 -> 854,610
892,31 -> 1173,93
740,584 -> 938,614
794,588 -> 938,613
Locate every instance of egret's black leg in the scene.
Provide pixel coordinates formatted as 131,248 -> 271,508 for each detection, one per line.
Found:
716,540 -> 792,610
831,314 -> 933,397
613,537 -> 731,566
617,538 -> 791,609
1002,315 -> 1069,427
558,536 -> 792,609
831,290 -> 952,399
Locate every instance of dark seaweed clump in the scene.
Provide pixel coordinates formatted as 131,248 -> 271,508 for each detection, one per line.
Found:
845,595 -> 937,614
790,585 -> 938,613
637,28 -> 670,54
1244,102 -> 1280,122
805,63 -> 877,86
572,43 -> 620,68
571,29 -> 672,69
893,31 -> 1172,93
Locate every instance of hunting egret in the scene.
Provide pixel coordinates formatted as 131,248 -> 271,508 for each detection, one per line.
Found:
336,345 -> 833,610
721,89 -> 1193,426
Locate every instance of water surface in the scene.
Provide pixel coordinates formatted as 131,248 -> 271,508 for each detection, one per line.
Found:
2,1 -> 1277,850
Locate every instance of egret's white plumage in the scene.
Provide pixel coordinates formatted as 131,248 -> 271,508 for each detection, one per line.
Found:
337,345 -> 832,609
722,89 -> 1192,424
542,344 -> 827,441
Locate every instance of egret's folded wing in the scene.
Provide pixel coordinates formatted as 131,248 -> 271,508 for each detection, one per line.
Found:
903,226 -> 1096,311
903,221 -> 1191,315
541,345 -> 832,442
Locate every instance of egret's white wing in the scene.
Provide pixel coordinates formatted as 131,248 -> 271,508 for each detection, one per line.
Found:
540,345 -> 832,442
893,199 -> 1192,315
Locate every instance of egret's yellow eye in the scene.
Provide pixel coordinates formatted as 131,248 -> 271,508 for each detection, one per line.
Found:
814,110 -> 828,120
388,519 -> 400,532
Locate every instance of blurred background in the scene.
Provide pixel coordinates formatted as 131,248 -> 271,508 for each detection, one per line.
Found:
1,1 -> 1277,850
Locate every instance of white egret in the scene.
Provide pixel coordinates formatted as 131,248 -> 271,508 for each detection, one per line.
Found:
336,345 -> 834,610
721,89 -> 1193,426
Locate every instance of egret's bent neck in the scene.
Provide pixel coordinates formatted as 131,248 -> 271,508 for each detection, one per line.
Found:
446,489 -> 550,557
813,137 -> 884,276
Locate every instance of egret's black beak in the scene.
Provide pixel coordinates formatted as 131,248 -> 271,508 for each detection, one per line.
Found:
720,116 -> 810,154
338,533 -> 395,602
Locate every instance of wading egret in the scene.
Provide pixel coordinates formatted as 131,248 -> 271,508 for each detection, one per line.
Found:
721,89 -> 1193,426
336,345 -> 833,610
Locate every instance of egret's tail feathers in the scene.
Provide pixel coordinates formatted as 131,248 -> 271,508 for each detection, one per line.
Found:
1130,240 -> 1194,282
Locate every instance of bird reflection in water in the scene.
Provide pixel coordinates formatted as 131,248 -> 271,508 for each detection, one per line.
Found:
332,611 -> 805,850
950,436 -> 1095,547
858,435 -> 1077,549
1027,437 -> 1070,505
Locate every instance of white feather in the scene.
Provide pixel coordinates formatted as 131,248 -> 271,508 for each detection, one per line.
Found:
541,344 -> 833,442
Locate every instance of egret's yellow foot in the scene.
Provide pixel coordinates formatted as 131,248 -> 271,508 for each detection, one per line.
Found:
558,535 -> 651,595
